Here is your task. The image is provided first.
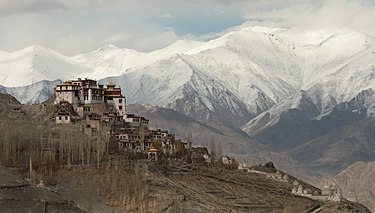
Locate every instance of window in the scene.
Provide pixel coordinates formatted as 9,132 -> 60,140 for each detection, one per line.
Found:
65,116 -> 68,120
119,106 -> 123,110
119,99 -> 123,103
59,116 -> 62,120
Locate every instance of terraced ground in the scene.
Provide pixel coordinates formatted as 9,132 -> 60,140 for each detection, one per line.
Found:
48,160 -> 370,213
0,166 -> 83,213
0,93 -> 371,212
149,161 -> 370,213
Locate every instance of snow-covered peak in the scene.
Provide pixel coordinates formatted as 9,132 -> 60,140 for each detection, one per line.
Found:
2,26 -> 373,89
186,26 -> 296,58
152,39 -> 204,54
246,26 -> 287,34
0,45 -> 67,61
2,26 -> 375,125
71,39 -> 203,79
0,45 -> 88,87
101,44 -> 120,50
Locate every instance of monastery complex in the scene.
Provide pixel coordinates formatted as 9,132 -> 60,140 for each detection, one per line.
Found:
53,78 -> 188,159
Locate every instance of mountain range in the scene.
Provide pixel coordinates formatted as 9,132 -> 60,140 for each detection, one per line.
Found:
1,26 -> 375,180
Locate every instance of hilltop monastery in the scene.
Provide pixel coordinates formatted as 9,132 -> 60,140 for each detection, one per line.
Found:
53,78 -> 188,159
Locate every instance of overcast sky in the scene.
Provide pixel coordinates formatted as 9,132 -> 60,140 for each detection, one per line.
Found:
0,0 -> 374,55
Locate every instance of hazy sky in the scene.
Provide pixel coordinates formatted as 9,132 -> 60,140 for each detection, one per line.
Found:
0,0 -> 374,55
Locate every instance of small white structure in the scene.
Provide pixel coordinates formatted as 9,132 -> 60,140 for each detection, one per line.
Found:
37,180 -> 45,188
297,185 -> 304,194
283,174 -> 289,181
275,171 -> 282,179
56,115 -> 71,124
292,187 -> 297,194
330,191 -> 342,202
293,180 -> 299,186
322,185 -> 334,196
203,154 -> 212,163
125,114 -> 149,128
238,163 -> 246,170
221,156 -> 233,165
303,189 -> 310,194
148,148 -> 158,161
104,83 -> 126,117
54,83 -> 80,105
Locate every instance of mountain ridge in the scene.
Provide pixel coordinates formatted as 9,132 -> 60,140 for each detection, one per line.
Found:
2,26 -> 375,177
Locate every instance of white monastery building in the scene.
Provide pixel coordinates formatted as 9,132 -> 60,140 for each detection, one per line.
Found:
54,78 -> 126,117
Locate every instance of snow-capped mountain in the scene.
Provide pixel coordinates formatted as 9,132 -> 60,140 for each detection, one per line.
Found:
241,30 -> 375,136
0,40 -> 203,87
100,28 -> 307,126
0,80 -> 61,104
2,26 -> 375,128
0,46 -> 88,87
3,25 -> 375,177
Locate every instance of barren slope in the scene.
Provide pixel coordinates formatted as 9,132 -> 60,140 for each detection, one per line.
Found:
325,161 -> 375,212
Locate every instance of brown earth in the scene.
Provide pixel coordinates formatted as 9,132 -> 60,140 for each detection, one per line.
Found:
322,161 -> 375,212
47,160 -> 370,213
0,93 -> 371,212
0,166 -> 83,213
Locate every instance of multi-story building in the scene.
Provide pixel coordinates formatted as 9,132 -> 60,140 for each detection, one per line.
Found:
54,78 -> 126,118
54,77 -> 184,158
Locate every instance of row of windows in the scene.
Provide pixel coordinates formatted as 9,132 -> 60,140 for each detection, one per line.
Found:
59,86 -> 79,90
118,135 -> 128,139
83,96 -> 103,101
118,142 -> 153,147
58,116 -> 69,120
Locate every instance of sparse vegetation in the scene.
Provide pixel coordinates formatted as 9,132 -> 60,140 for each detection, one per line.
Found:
0,93 -> 371,213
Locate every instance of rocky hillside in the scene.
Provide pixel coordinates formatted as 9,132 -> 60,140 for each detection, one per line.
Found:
0,166 -> 83,212
127,104 -> 322,184
2,26 -> 375,180
51,160 -> 370,213
325,161 -> 375,212
0,88 -> 371,212
243,90 -> 375,176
